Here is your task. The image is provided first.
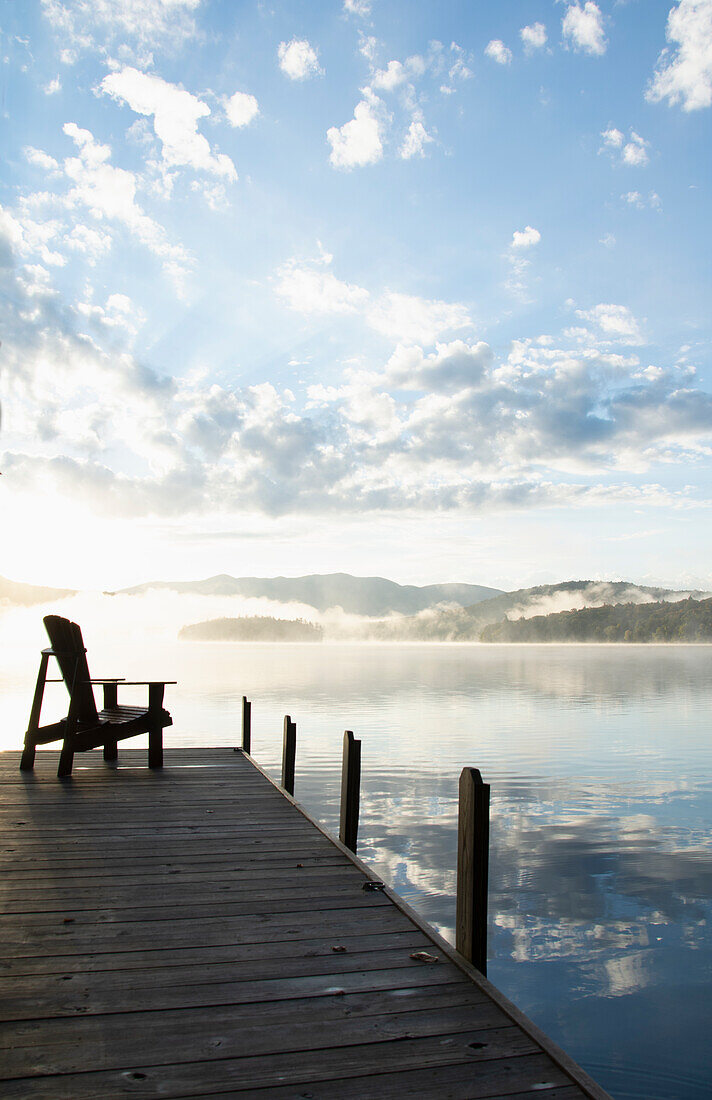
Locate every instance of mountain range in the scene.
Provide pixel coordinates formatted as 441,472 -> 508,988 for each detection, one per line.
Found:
3,573 -> 710,642
112,572 -> 503,616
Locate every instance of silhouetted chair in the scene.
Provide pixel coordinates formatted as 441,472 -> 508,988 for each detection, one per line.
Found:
20,615 -> 175,778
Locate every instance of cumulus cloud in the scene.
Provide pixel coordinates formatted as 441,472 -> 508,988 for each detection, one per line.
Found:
399,115 -> 433,159
521,23 -> 547,52
485,39 -> 513,65
44,76 -> 62,95
101,68 -> 236,180
562,2 -> 607,56
24,147 -> 60,173
327,95 -> 385,169
224,91 -> 259,128
575,303 -> 644,344
278,38 -> 322,80
4,208 -> 711,524
371,59 -> 408,90
600,127 -> 650,166
647,0 -> 712,111
511,225 -> 541,249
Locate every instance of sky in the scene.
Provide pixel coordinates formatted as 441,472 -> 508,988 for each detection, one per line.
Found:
1,0 -> 712,592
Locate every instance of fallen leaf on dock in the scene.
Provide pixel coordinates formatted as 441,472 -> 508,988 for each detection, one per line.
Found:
331,945 -> 348,953
362,880 -> 385,891
409,951 -> 440,964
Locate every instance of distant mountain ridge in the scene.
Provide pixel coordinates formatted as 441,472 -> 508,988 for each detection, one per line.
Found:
114,572 -> 503,616
0,575 -> 76,607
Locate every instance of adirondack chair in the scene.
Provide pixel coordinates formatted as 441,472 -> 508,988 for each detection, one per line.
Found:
20,615 -> 175,778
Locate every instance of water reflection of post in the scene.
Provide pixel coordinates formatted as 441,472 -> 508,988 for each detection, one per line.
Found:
456,766 -> 490,976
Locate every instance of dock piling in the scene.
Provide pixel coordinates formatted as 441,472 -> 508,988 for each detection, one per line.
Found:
241,696 -> 251,754
456,766 -> 490,975
281,715 -> 296,795
339,729 -> 361,853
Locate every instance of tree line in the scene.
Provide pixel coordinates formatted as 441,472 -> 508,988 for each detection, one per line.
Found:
480,597 -> 712,643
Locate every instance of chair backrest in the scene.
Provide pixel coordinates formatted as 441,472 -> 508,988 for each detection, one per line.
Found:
43,615 -> 98,723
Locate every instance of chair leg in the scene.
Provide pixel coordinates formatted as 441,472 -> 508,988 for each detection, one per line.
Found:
148,725 -> 163,769
104,739 -> 118,762
20,741 -> 36,772
58,743 -> 74,778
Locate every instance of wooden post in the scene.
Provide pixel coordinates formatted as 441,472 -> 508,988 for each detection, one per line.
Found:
242,696 -> 251,754
456,766 -> 490,975
281,715 -> 296,795
339,730 -> 361,853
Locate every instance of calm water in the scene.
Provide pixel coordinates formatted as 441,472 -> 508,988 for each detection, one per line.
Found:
3,623 -> 711,1099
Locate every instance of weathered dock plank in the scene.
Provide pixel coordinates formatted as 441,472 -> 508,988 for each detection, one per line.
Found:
0,748 -> 610,1099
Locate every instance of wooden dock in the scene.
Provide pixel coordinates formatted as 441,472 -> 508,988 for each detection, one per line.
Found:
0,748 -> 610,1098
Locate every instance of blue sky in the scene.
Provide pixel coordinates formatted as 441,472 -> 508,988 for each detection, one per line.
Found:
1,0 -> 712,590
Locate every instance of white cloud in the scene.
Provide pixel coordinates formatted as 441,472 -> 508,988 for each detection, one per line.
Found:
511,225 -> 541,249
4,211 -> 711,521
24,147 -> 60,173
575,303 -> 644,344
485,39 -> 513,65
359,34 -> 378,62
384,340 -> 493,392
224,91 -> 259,128
601,127 -> 624,148
622,190 -> 662,210
44,76 -> 62,94
278,38 -> 322,81
601,127 -> 649,166
371,59 -> 407,90
647,0 -> 712,111
449,42 -> 474,82
327,96 -> 384,169
101,67 -> 236,181
66,223 -> 113,262
562,2 -> 607,56
40,0 -> 201,57
367,291 -> 471,345
521,23 -> 547,52
344,0 -> 371,14
275,259 -> 370,314
399,116 -> 433,159
62,122 -> 190,283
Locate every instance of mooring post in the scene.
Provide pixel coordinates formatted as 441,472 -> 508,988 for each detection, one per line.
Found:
242,696 -> 251,754
339,730 -> 361,853
456,766 -> 490,975
281,715 -> 296,795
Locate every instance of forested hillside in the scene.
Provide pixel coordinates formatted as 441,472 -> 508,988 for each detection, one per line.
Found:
481,598 -> 712,643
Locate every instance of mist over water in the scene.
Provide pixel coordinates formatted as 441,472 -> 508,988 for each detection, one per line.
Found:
3,595 -> 712,1099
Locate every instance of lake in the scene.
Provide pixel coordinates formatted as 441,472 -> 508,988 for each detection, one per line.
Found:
2,617 -> 711,1100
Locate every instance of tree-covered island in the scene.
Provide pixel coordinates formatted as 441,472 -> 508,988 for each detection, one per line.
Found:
179,617 -> 323,642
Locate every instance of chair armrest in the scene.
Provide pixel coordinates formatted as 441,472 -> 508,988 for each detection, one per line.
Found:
110,681 -> 176,711
116,681 -> 177,685
83,678 -> 127,683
